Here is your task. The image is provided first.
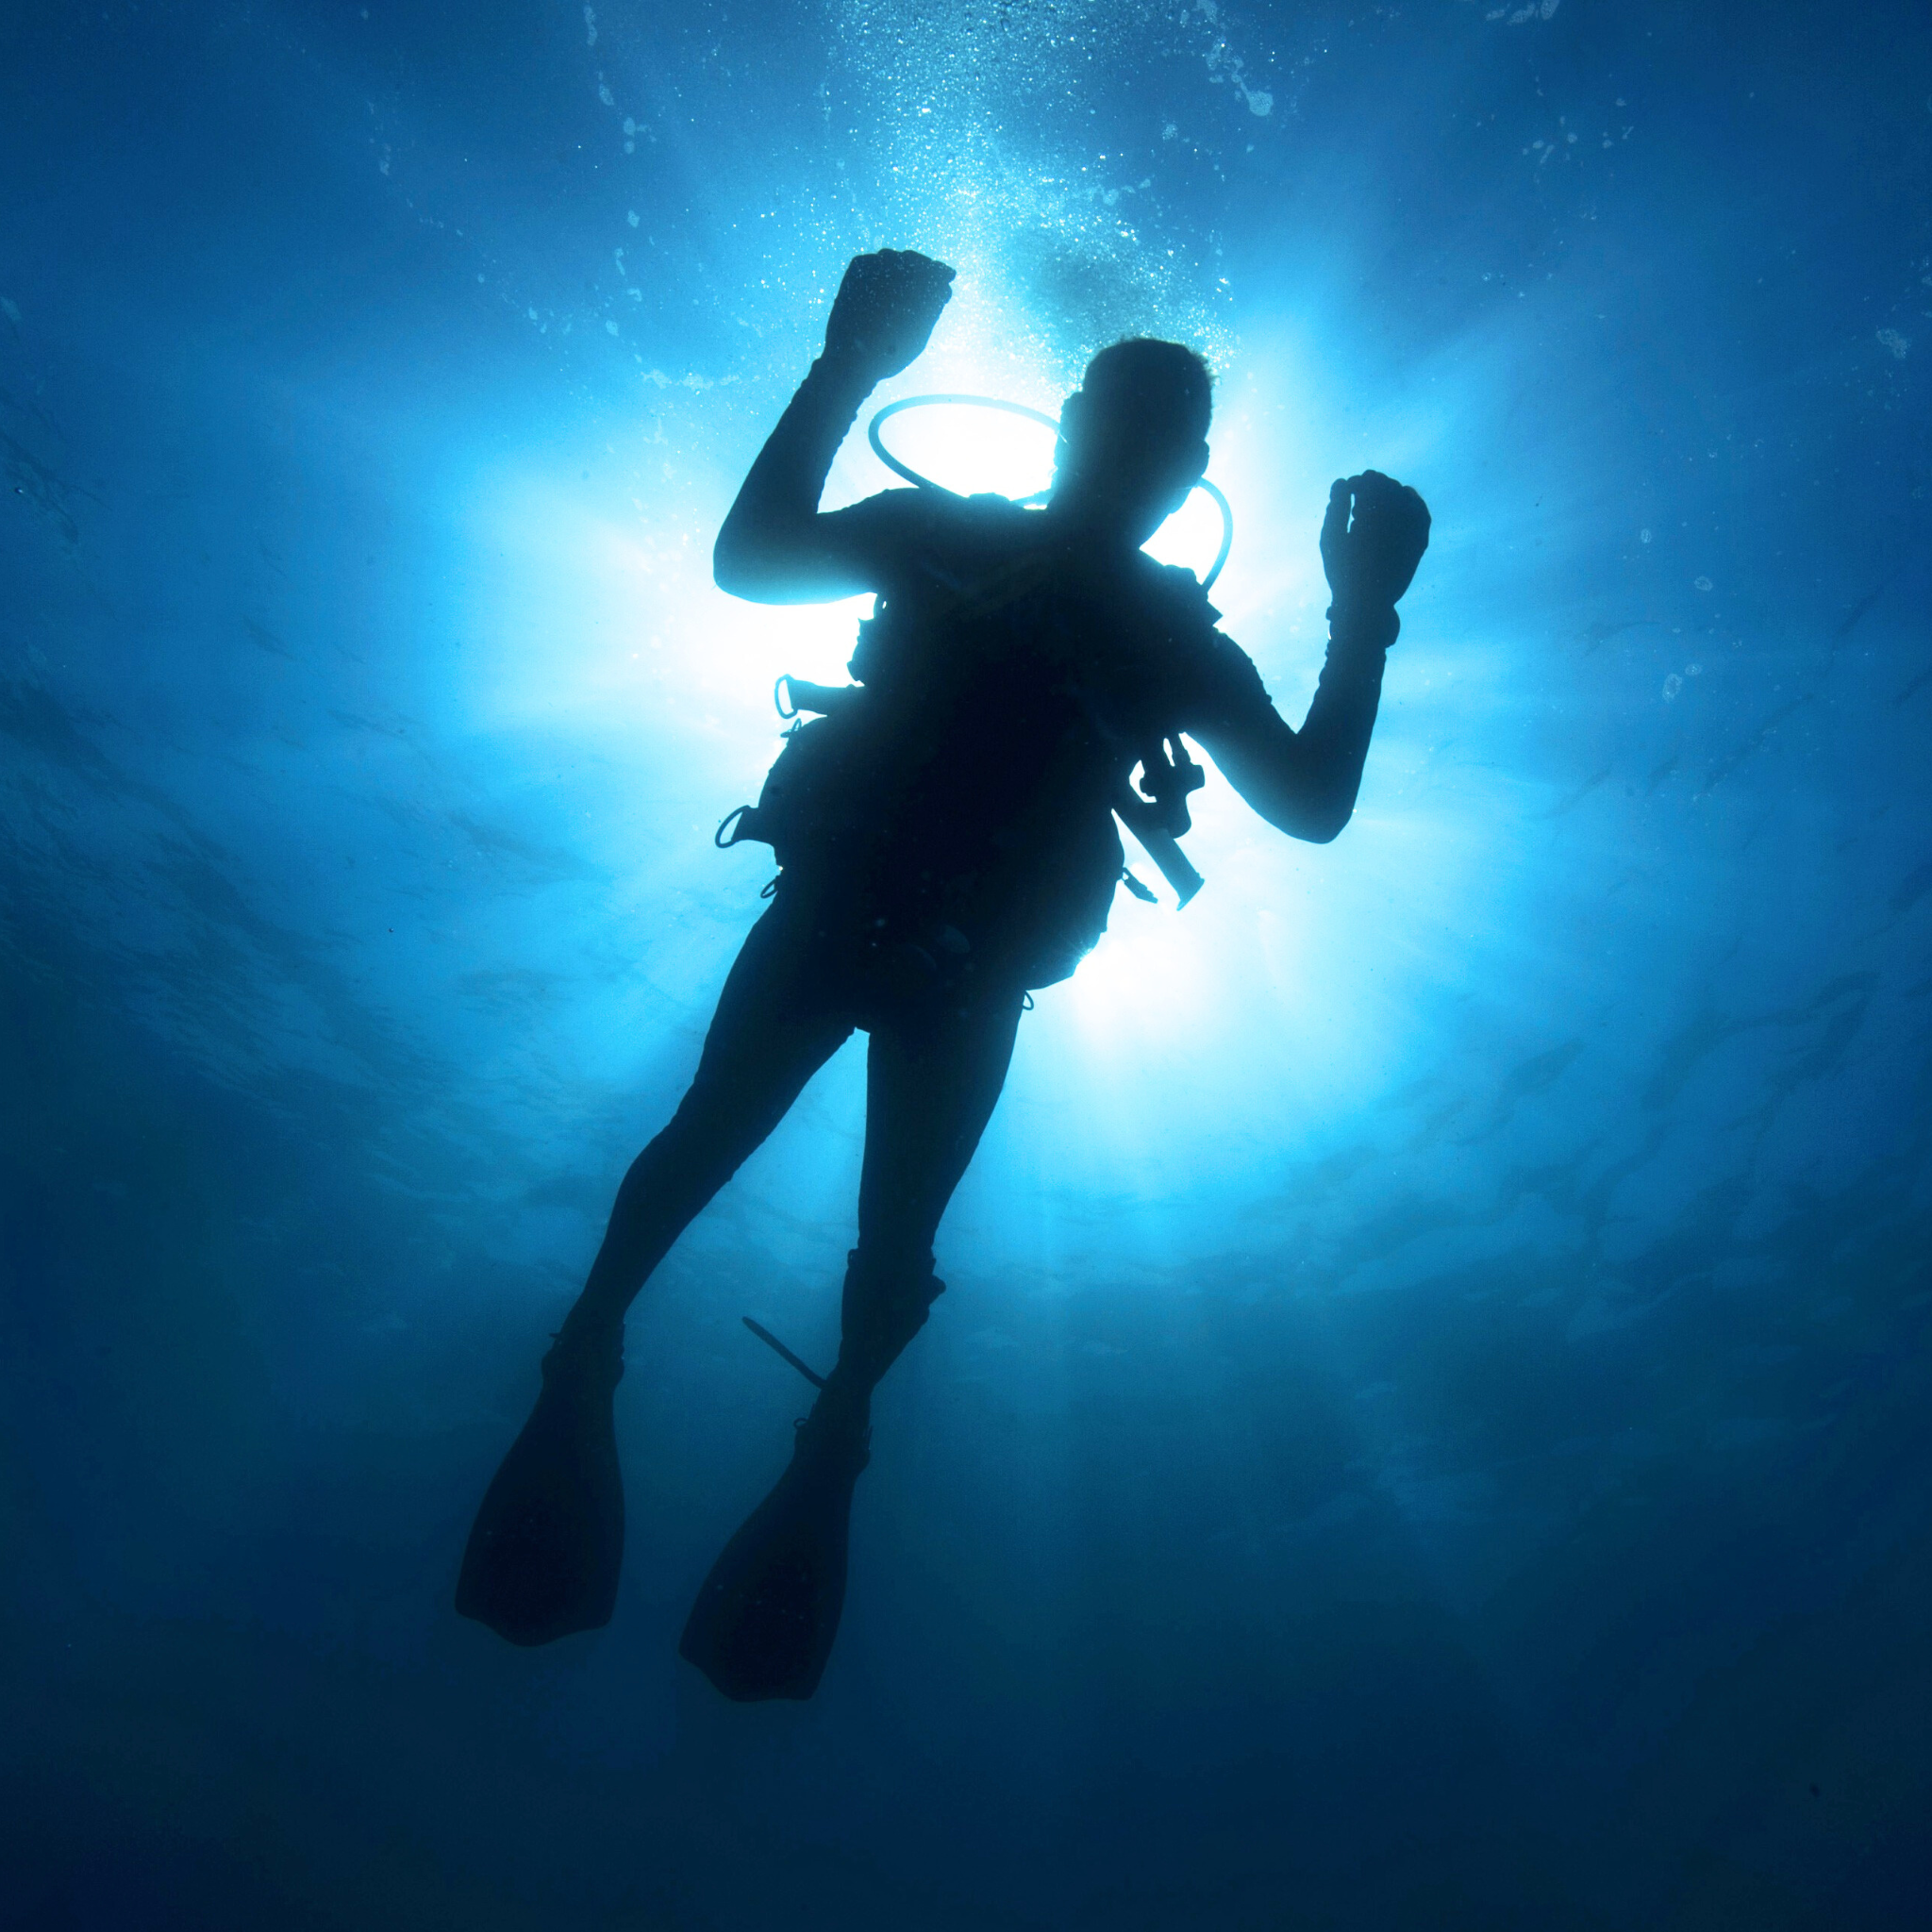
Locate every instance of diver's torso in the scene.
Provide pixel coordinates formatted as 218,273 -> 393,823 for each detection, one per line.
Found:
791,490 -> 1238,992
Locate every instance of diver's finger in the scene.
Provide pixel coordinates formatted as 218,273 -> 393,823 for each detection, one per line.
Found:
1374,479 -> 1427,540
878,247 -> 947,280
1354,470 -> 1401,517
1403,484 -> 1432,544
1321,477 -> 1352,555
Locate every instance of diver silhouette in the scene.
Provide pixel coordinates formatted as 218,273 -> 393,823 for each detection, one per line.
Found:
457,249 -> 1430,1699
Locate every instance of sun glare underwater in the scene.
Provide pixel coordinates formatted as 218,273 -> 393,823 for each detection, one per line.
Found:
4,2 -> 1932,1928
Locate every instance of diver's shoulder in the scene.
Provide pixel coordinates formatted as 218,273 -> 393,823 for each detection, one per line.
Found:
865,485 -> 1035,547
955,491 -> 1040,534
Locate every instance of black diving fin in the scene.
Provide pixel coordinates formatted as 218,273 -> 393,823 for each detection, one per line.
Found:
455,1325 -> 625,1647
680,1321 -> 866,1702
679,1404 -> 870,1701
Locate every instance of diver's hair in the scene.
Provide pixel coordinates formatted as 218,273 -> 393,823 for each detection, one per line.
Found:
1080,338 -> 1212,441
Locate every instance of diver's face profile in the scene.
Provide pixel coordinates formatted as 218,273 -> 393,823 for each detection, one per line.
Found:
1050,387 -> 1209,546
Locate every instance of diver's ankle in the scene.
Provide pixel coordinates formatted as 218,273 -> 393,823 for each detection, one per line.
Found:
550,1304 -> 625,1359
810,1363 -> 874,1437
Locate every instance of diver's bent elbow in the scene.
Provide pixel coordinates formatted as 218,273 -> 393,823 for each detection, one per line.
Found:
1289,803 -> 1352,845
712,538 -> 772,601
713,528 -> 821,604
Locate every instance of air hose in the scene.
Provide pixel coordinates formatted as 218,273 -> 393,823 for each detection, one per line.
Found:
866,393 -> 1233,591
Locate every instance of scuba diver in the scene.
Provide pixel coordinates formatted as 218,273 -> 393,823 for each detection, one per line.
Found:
457,249 -> 1430,1700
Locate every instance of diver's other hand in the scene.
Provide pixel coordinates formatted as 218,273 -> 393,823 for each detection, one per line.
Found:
822,249 -> 956,384
1321,470 -> 1431,624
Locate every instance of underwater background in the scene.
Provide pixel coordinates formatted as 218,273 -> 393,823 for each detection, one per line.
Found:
4,1 -> 1929,1925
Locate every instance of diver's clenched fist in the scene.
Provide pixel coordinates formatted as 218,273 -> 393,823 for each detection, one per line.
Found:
1321,470 -> 1430,620
822,249 -> 956,384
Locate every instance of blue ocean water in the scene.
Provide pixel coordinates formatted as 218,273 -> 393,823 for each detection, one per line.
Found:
3,1 -> 1928,1924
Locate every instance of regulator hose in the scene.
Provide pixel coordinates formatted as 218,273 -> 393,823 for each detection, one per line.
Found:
866,392 -> 1233,591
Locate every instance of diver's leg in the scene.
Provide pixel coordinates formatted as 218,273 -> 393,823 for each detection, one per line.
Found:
678,985 -> 1026,1700
566,897 -> 857,1336
827,986 -> 1028,1412
458,897 -> 853,1648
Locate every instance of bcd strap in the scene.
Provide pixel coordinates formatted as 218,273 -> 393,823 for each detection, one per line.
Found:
741,1316 -> 826,1388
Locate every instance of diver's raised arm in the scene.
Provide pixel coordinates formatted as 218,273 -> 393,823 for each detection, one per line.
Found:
1193,471 -> 1429,843
713,250 -> 955,604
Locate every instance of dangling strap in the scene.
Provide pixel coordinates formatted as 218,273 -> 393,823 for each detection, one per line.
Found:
741,1316 -> 826,1389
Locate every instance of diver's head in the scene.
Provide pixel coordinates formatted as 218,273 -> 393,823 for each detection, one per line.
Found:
1050,339 -> 1211,546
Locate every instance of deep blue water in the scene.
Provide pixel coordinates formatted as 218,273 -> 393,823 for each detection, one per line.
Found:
4,3 -> 1930,1926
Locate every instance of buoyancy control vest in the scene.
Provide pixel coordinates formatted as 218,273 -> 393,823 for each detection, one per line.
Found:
715,499 -> 1222,987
